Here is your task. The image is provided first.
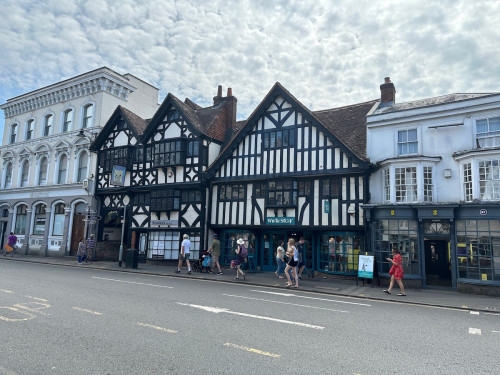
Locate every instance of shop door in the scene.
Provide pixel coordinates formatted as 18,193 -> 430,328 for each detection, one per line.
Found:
262,232 -> 287,271
424,239 -> 451,287
70,213 -> 85,256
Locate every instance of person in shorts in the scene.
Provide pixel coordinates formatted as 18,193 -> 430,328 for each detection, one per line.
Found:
209,234 -> 222,275
177,234 -> 192,274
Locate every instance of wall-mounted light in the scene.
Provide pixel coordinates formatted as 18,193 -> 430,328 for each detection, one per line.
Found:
347,204 -> 356,215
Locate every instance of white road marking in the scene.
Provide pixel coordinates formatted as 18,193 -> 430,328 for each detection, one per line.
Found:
223,294 -> 349,313
469,328 -> 482,335
92,276 -> 173,288
136,322 -> 177,333
250,289 -> 371,306
73,307 -> 103,315
493,330 -> 500,334
177,302 -> 324,330
224,343 -> 280,358
0,289 -> 13,293
470,311 -> 479,315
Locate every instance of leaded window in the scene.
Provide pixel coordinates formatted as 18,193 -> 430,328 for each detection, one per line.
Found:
134,192 -> 150,206
298,181 -> 311,196
267,180 -> 297,207
397,129 -> 418,155
188,140 -> 199,157
153,140 -> 185,167
219,184 -> 245,201
182,190 -> 202,203
322,178 -> 340,197
263,129 -> 295,149
100,147 -> 130,172
150,190 -> 180,211
254,183 -> 266,199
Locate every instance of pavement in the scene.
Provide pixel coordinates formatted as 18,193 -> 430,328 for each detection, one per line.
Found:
2,253 -> 499,314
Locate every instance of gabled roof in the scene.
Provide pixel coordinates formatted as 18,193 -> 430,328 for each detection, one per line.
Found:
371,93 -> 496,115
90,105 -> 147,151
207,82 -> 375,174
313,100 -> 377,161
141,92 -> 237,143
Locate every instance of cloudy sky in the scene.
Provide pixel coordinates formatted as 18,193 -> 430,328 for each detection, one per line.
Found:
1,0 -> 499,139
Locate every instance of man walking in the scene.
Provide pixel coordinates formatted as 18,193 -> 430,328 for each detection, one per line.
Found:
177,234 -> 192,274
297,237 -> 306,279
209,234 -> 222,275
4,232 -> 17,257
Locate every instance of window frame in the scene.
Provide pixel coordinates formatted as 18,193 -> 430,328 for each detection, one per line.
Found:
25,119 -> 35,140
151,139 -> 186,167
20,160 -> 30,187
476,117 -> 500,148
99,147 -> 131,173
37,157 -> 48,186
266,180 -> 298,207
3,162 -> 13,188
150,189 -> 181,211
14,204 -> 27,235
397,128 -> 418,156
395,166 -> 418,203
9,123 -> 18,144
62,108 -> 73,133
43,114 -> 54,137
57,154 -> 68,184
76,151 -> 89,183
262,128 -> 295,150
81,103 -> 94,129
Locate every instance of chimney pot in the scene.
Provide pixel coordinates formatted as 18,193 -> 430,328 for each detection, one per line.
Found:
380,77 -> 396,105
227,87 -> 232,96
217,85 -> 222,97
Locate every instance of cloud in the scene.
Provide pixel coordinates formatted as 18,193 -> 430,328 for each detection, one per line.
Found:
1,0 -> 499,138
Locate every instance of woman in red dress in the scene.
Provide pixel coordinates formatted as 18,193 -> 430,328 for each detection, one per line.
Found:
383,247 -> 406,296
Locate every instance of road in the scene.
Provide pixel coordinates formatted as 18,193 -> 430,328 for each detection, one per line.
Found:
0,261 -> 499,375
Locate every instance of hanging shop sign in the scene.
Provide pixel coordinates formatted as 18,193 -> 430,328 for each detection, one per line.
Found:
111,165 -> 126,186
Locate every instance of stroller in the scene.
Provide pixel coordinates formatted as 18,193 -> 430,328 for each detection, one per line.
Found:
192,250 -> 212,273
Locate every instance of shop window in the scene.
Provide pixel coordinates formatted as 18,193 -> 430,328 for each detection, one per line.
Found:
33,204 -> 46,235
52,203 -> 65,236
372,219 -> 420,277
220,232 -> 256,265
319,233 -> 364,275
14,204 -> 27,235
267,180 -> 297,207
150,189 -> 180,211
457,219 -> 499,282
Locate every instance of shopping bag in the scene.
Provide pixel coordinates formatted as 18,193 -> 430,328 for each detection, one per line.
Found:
230,260 -> 238,269
5,244 -> 13,253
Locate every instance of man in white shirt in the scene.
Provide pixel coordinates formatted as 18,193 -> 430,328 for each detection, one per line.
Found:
177,234 -> 192,274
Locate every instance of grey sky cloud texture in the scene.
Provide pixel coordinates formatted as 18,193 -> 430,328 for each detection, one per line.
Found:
1,0 -> 499,138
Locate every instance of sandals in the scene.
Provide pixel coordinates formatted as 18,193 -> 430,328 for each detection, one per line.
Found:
397,293 -> 406,296
383,290 -> 391,294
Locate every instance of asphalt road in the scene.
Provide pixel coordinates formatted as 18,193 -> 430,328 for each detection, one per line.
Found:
1,261 -> 499,375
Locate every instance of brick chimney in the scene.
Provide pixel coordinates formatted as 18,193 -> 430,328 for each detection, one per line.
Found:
213,85 -> 223,106
380,77 -> 396,106
225,87 -> 237,131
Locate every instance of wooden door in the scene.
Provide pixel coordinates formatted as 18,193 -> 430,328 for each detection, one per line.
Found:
70,213 -> 85,255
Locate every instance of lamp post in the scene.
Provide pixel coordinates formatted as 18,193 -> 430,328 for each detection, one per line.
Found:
118,206 -> 127,267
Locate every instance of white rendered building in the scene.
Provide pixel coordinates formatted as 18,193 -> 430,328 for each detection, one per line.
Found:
0,67 -> 159,256
365,78 -> 500,295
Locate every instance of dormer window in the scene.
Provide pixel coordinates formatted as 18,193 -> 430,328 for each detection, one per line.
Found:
476,117 -> 500,148
168,109 -> 180,122
397,129 -> 418,155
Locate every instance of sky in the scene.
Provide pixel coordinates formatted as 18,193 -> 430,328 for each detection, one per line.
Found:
1,0 -> 499,141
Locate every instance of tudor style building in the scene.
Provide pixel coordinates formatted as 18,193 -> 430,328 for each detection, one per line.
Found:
91,86 -> 239,261
0,67 -> 159,256
206,83 -> 377,274
365,78 -> 500,295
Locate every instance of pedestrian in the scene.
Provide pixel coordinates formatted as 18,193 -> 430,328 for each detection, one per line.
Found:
284,238 -> 299,288
77,238 -> 87,264
275,240 -> 285,278
86,234 -> 96,261
297,237 -> 306,279
328,237 -> 336,271
3,232 -> 17,257
383,247 -> 406,296
209,234 -> 222,275
177,234 -> 192,274
234,238 -> 246,280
